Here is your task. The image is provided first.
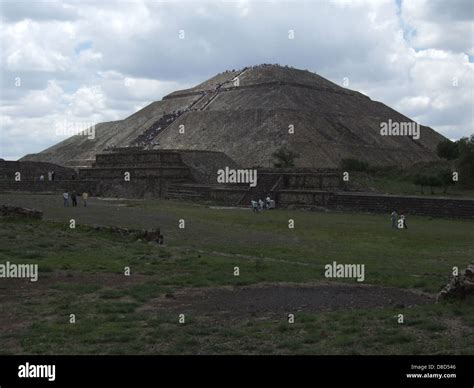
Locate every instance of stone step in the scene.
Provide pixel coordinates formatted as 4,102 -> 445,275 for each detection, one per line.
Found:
166,192 -> 204,199
167,190 -> 204,196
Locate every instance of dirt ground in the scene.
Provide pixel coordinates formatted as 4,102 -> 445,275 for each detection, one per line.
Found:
140,282 -> 433,316
0,273 -> 433,319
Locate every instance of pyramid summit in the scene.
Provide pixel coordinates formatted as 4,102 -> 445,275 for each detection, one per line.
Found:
21,64 -> 445,168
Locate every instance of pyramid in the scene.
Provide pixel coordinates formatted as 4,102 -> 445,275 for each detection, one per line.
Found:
21,64 -> 445,168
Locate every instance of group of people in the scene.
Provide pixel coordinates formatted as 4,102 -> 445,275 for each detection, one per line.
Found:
63,191 -> 89,207
391,210 -> 408,229
39,170 -> 56,182
133,111 -> 182,147
251,195 -> 275,212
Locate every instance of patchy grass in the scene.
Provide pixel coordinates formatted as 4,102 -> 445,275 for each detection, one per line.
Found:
10,299 -> 473,355
0,194 -> 473,355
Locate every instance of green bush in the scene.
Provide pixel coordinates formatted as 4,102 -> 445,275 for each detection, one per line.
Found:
413,175 -> 429,194
272,147 -> 299,168
437,170 -> 455,193
413,173 -> 447,194
340,158 -> 370,172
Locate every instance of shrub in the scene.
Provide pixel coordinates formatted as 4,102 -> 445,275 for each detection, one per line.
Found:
413,175 -> 429,194
414,174 -> 444,194
437,170 -> 455,193
340,158 -> 370,172
272,147 -> 299,168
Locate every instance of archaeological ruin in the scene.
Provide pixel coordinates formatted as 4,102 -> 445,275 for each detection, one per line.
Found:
2,64 -> 473,218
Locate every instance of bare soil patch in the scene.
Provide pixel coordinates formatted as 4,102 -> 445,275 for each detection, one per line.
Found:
140,282 -> 434,317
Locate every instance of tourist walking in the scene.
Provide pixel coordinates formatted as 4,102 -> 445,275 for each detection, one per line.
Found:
82,192 -> 88,207
71,191 -> 77,207
400,214 -> 408,229
258,199 -> 264,211
63,191 -> 69,207
390,210 -> 398,229
251,200 -> 258,212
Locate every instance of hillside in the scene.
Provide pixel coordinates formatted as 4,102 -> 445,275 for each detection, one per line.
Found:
21,64 -> 445,168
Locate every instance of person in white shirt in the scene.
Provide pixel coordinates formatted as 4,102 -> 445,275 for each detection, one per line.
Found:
63,192 -> 69,207
400,214 -> 408,229
251,200 -> 258,212
265,195 -> 271,209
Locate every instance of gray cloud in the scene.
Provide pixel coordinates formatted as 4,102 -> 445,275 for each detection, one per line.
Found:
1,0 -> 78,22
426,0 -> 474,22
0,0 -> 472,160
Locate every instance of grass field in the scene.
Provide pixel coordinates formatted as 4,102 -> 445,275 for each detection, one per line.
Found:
0,193 -> 473,354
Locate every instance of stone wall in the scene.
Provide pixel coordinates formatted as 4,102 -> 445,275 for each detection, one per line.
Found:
327,192 -> 474,219
166,183 -> 474,219
276,190 -> 332,207
79,166 -> 191,180
94,178 -> 168,198
165,183 -> 246,203
0,180 -> 99,195
94,149 -> 183,167
2,149 -> 241,198
179,150 -> 241,184
0,178 -> 170,198
275,190 -> 474,219
0,205 -> 43,219
232,170 -> 341,205
0,160 -> 76,181
284,173 -> 340,189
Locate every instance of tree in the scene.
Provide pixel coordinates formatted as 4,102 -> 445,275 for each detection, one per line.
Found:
455,135 -> 474,188
413,174 -> 429,194
438,170 -> 455,194
437,139 -> 459,160
272,147 -> 299,168
427,175 -> 442,194
414,174 -> 443,194
340,158 -> 370,172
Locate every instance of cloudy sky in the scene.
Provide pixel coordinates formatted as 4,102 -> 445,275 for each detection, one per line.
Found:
0,0 -> 473,160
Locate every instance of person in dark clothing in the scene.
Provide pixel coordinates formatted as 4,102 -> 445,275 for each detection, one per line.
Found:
71,191 -> 77,207
390,210 -> 398,229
